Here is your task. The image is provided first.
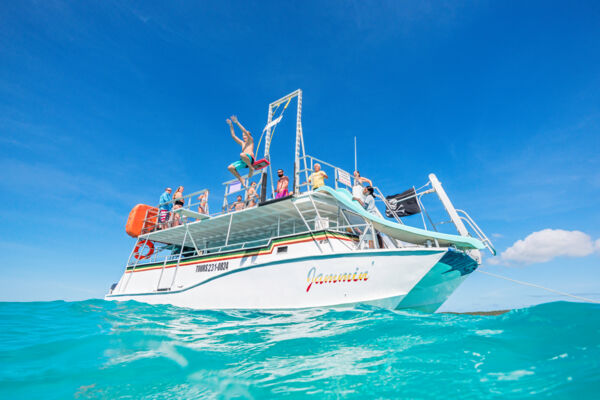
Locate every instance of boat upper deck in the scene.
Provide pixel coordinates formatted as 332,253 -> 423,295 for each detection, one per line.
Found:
144,192 -> 341,248
141,185 -> 486,254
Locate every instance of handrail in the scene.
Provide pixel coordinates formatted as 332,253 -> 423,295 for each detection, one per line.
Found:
159,189 -> 208,209
130,200 -> 380,267
146,176 -> 265,233
298,154 -> 353,192
129,221 -> 367,267
455,209 -> 496,256
298,155 -> 406,226
147,188 -> 210,232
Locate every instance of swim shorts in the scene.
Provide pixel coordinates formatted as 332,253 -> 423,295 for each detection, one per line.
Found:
276,189 -> 289,199
232,154 -> 255,171
158,209 -> 170,223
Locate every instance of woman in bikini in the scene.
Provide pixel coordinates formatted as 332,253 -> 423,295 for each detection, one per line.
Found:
171,186 -> 184,226
246,182 -> 258,207
197,190 -> 209,214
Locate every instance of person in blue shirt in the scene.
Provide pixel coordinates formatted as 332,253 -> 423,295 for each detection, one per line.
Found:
158,187 -> 172,229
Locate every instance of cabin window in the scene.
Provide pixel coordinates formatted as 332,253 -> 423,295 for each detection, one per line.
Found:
277,246 -> 288,254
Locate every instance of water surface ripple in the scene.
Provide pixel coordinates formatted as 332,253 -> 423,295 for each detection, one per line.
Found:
1,300 -> 598,399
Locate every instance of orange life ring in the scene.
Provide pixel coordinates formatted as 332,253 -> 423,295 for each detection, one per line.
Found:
133,240 -> 155,260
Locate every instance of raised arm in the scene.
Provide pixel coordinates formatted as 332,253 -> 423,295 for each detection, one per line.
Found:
359,176 -> 372,186
227,118 -> 243,145
231,115 -> 253,142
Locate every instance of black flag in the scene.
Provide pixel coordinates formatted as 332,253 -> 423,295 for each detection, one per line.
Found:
385,187 -> 421,218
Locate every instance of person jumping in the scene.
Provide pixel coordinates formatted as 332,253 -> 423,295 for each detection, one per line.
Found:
226,115 -> 255,187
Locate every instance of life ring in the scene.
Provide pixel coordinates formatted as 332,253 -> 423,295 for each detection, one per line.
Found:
133,240 -> 155,260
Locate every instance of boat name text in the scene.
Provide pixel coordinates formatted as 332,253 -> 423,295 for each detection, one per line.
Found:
306,266 -> 368,292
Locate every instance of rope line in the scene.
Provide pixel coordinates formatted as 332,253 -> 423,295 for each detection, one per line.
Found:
477,270 -> 600,304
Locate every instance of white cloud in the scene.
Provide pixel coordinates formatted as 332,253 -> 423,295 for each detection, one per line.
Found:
498,229 -> 597,265
486,257 -> 501,265
491,233 -> 503,238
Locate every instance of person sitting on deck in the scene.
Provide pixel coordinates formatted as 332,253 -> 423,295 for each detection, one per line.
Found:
230,195 -> 245,212
158,187 -> 172,229
226,115 -> 254,188
308,163 -> 328,190
276,169 -> 289,198
352,170 -> 373,206
197,190 -> 209,214
246,182 -> 258,207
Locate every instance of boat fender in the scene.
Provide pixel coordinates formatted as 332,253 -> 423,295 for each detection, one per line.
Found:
133,240 -> 155,260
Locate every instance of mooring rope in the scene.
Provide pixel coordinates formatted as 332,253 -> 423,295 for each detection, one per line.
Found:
477,270 -> 600,304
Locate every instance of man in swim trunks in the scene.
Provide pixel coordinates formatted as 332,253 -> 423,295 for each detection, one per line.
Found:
276,169 -> 289,198
158,187 -> 172,229
227,115 -> 254,188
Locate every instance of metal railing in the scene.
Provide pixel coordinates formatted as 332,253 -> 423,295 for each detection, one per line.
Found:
297,154 -> 353,192
221,174 -> 262,213
141,175 -> 265,236
127,220 -> 370,268
297,154 -> 407,226
455,209 -> 497,255
141,188 -> 210,233
128,204 -> 386,268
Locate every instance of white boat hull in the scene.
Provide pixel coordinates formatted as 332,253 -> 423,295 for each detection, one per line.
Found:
106,235 -> 477,311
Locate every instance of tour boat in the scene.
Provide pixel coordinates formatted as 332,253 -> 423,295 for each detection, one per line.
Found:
105,90 -> 495,312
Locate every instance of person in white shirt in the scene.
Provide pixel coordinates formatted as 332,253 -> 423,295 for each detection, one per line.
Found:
352,170 -> 372,206
362,186 -> 378,215
362,186 -> 384,248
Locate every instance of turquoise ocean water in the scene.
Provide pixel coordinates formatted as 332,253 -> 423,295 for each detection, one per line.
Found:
1,300 -> 598,399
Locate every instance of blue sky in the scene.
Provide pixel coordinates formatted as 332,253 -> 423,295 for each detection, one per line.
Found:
1,1 -> 599,310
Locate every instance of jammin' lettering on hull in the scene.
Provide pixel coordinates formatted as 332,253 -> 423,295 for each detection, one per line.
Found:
306,266 -> 369,292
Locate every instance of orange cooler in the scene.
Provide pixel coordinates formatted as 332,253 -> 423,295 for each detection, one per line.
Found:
126,204 -> 158,238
